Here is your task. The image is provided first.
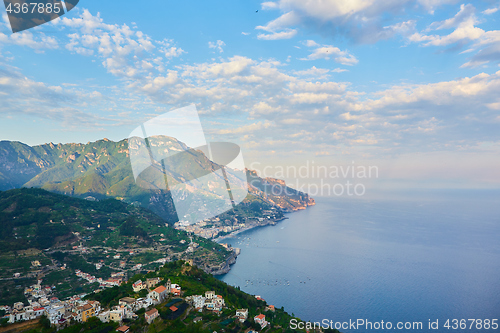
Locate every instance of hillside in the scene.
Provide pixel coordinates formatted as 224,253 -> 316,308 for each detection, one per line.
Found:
0,138 -> 314,221
247,170 -> 315,212
3,260 -> 339,333
0,188 -> 234,306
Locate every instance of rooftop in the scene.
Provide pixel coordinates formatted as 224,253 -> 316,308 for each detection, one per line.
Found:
116,325 -> 129,333
145,308 -> 158,316
153,286 -> 167,293
119,297 -> 136,304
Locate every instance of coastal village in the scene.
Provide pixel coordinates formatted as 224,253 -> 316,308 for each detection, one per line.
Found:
0,261 -> 281,332
174,207 -> 284,240
0,185 -> 316,332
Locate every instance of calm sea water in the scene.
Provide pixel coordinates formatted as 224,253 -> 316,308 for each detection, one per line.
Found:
217,190 -> 500,332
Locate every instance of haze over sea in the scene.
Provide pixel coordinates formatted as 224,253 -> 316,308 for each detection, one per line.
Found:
218,190 -> 500,333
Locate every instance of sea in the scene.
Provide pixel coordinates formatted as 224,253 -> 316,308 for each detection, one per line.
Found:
217,190 -> 500,332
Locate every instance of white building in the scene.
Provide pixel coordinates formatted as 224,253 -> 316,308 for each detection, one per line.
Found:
236,308 -> 248,322
109,307 -> 126,322
132,280 -> 145,292
98,310 -> 110,323
205,291 -> 215,300
254,314 -> 268,329
186,295 -> 205,312
148,286 -> 167,304
45,303 -> 66,325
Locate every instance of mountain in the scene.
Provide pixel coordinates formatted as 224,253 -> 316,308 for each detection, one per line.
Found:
247,170 -> 315,212
0,138 -> 314,221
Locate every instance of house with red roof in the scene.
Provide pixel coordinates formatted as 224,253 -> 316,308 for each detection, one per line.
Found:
148,285 -> 167,304
132,280 -> 145,292
170,283 -> 181,296
254,314 -> 268,329
116,325 -> 129,333
145,308 -> 158,324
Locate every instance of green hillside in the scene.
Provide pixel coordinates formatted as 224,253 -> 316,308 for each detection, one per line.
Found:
15,261 -> 330,333
0,188 -> 233,305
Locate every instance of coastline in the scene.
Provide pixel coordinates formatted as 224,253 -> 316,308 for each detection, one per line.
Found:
214,202 -> 316,244
214,216 -> 288,243
211,201 -> 316,275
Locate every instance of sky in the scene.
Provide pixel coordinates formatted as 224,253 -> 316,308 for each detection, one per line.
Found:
0,0 -> 500,190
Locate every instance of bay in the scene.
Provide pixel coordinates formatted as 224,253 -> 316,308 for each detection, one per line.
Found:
218,190 -> 500,332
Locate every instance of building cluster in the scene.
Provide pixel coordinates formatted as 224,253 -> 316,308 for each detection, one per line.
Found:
234,305 -> 270,330
3,273 -> 274,331
234,306 -> 272,329
75,270 -> 123,288
185,290 -> 225,313
6,295 -> 101,329
97,297 -> 152,324
175,217 -> 246,239
3,277 -> 182,327
132,277 -> 160,292
175,208 -> 280,239
23,279 -> 53,303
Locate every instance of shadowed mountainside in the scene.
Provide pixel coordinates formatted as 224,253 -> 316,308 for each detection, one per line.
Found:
0,138 -> 314,222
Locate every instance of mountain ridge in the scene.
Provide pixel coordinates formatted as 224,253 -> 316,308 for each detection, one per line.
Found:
0,138 -> 314,221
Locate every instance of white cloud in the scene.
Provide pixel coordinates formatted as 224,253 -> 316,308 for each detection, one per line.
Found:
288,80 -> 347,93
277,0 -> 375,21
163,46 -> 185,58
256,11 -> 300,40
52,10 -> 188,81
365,71 -> 500,112
217,121 -> 275,134
404,4 -> 500,67
417,0 -> 458,14
262,2 -> 279,10
181,56 -> 256,79
302,40 -> 319,47
208,40 -> 226,53
482,7 -> 499,15
137,70 -> 178,94
0,66 -> 117,127
293,66 -> 330,76
300,40 -> 358,66
0,13 -> 58,52
461,43 -> 500,68
254,0 -> 458,44
428,4 -> 475,31
409,5 -> 483,47
3,6 -> 499,161
379,20 -> 417,40
257,29 -> 298,40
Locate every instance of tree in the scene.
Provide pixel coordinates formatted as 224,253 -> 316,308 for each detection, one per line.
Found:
39,314 -> 51,329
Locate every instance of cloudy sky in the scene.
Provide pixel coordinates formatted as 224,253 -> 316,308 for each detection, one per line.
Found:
1,0 -> 499,189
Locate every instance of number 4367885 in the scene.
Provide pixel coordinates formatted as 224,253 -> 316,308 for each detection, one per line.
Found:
5,2 -> 61,14
444,319 -> 498,330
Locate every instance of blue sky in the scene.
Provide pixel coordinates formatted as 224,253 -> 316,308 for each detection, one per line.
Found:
1,0 -> 500,189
